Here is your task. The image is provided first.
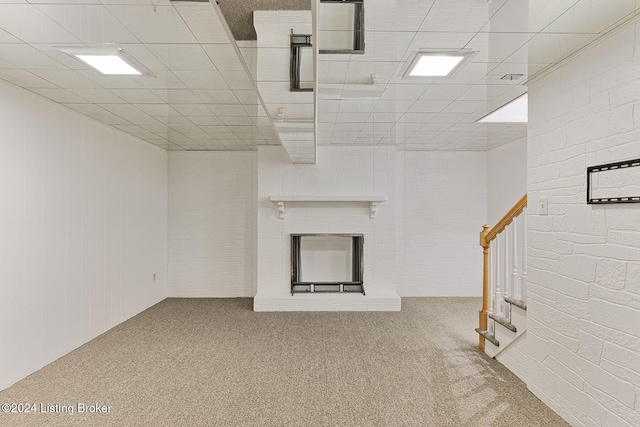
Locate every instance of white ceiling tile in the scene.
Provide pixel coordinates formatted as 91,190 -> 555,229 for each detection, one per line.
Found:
136,70 -> 186,90
0,4 -> 80,44
181,132 -> 213,141
152,89 -> 200,104
405,32 -> 476,55
428,112 -> 469,124
147,44 -> 215,71
225,116 -> 260,128
63,103 -> 111,116
420,84 -> 473,100
0,69 -> 58,88
0,27 -> 21,43
100,103 -> 144,117
442,100 -> 488,114
110,89 -> 163,104
194,89 -> 237,104
419,0 -> 489,33
187,116 -> 223,126
0,0 -> 623,153
173,70 -> 228,90
35,4 -> 139,44
208,104 -> 247,117
219,68 -> 254,90
202,44 -> 244,71
133,104 -> 181,117
466,32 -> 534,63
167,125 -> 201,134
105,5 -> 196,43
139,120 -> 170,133
31,69 -> 102,89
68,88 -> 124,103
233,90 -> 261,105
173,3 -> 230,44
0,44 -> 67,69
91,114 -> 131,126
480,0 -> 529,33
28,87 -> 86,103
407,100 -> 451,113
152,115 -> 192,127
75,70 -> 146,89
171,103 -> 212,116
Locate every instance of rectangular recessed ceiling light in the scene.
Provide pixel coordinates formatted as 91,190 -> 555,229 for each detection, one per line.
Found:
76,54 -> 140,75
411,55 -> 464,76
59,47 -> 154,77
401,50 -> 474,78
478,93 -> 528,123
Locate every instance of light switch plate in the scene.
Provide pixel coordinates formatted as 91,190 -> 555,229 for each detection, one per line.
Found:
539,197 -> 548,215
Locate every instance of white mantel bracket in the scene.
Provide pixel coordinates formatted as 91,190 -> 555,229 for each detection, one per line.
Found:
269,196 -> 387,219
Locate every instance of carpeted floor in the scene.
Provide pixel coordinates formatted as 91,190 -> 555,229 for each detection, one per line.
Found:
0,298 -> 568,426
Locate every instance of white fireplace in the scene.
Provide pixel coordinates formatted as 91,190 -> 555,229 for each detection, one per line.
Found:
254,145 -> 401,311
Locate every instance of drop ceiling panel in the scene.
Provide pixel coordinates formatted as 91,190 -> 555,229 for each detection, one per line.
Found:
0,0 -> 636,154
35,4 -> 140,44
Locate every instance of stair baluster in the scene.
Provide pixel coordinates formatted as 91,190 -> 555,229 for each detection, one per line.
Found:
476,194 -> 527,352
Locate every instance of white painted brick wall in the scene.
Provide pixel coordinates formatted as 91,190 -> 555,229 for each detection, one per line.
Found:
524,19 -> 640,427
397,151 -> 487,297
168,152 -> 256,297
172,147 -> 489,305
255,145 -> 400,311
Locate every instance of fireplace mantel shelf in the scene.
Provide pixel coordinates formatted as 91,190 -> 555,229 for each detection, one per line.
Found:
269,195 -> 387,219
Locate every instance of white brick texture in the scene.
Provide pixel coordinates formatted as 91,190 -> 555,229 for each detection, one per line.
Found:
168,152 -> 256,297
254,145 -> 401,311
397,151 -> 487,297
525,19 -> 640,427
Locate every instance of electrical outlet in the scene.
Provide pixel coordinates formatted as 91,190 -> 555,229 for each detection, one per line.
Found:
152,273 -> 157,283
538,197 -> 548,215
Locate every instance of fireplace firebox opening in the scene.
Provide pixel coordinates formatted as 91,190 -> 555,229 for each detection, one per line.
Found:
291,233 -> 364,294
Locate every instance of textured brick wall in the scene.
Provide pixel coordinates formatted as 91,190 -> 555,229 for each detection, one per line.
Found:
525,21 -> 640,426
487,137 -> 527,225
168,152 -> 256,297
255,145 -> 400,311
397,151 -> 487,297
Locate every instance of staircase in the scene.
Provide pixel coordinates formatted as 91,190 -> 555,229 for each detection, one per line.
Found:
475,194 -> 528,359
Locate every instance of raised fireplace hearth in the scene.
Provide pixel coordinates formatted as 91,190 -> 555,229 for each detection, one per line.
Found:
291,233 -> 364,294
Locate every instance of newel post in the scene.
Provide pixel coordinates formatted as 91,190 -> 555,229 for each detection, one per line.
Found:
479,224 -> 490,351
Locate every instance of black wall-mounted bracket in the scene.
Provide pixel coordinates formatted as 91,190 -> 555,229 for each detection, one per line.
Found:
587,158 -> 640,204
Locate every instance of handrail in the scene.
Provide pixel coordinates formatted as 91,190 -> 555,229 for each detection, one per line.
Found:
478,193 -> 527,351
481,194 -> 528,247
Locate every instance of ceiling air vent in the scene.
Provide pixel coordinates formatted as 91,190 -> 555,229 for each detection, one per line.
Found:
500,74 -> 524,81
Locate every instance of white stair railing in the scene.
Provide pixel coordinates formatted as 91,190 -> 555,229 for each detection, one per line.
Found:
478,194 -> 528,351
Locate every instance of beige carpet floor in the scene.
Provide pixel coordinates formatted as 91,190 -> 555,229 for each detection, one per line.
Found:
0,298 -> 568,426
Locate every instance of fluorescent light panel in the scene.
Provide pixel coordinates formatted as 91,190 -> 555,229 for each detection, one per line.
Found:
410,55 -> 465,77
75,54 -> 141,75
59,47 -> 152,76
478,93 -> 528,123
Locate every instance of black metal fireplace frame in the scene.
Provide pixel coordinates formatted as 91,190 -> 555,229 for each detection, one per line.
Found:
291,233 -> 364,295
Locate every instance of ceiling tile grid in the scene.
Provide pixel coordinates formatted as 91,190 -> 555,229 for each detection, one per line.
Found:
0,0 -> 638,155
0,0 -> 278,151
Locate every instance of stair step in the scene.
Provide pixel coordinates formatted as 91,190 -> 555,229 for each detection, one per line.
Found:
504,296 -> 527,311
475,328 -> 499,347
489,313 -> 517,333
